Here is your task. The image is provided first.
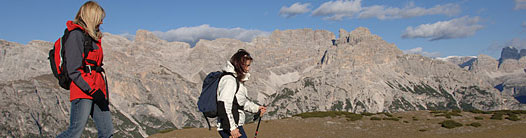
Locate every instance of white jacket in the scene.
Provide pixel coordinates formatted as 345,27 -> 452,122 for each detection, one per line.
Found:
216,61 -> 260,131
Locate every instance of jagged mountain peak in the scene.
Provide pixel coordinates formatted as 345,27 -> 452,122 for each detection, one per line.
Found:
135,29 -> 162,43
336,27 -> 384,47
350,27 -> 372,36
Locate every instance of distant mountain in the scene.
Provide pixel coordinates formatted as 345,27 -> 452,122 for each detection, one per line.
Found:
1,27 -> 524,137
438,47 -> 526,107
435,56 -> 477,69
500,46 -> 526,63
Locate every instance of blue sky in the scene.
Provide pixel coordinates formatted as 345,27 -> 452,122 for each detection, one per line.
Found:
1,0 -> 525,58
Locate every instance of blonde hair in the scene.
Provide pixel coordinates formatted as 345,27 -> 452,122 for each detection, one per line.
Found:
74,1 -> 105,41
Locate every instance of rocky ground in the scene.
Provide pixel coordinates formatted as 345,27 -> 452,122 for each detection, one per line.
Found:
150,110 -> 526,138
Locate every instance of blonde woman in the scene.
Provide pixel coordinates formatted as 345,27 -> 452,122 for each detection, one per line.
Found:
57,1 -> 112,138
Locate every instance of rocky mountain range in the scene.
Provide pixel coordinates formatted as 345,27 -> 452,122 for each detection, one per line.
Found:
1,27 -> 525,137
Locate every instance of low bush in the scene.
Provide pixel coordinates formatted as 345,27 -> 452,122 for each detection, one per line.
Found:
433,110 -> 462,119
345,113 -> 363,121
294,111 -> 347,118
466,122 -> 481,127
383,117 -> 400,121
474,116 -> 484,120
293,111 -> 363,121
467,109 -> 491,114
378,112 -> 393,117
490,112 -> 504,120
434,114 -> 451,119
449,112 -> 462,117
430,110 -> 447,114
511,110 -> 526,114
370,117 -> 381,120
506,114 -> 520,121
439,120 -> 463,129
361,112 -> 375,116
418,129 -> 427,132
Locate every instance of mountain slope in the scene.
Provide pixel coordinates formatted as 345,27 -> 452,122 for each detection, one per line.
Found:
0,27 -> 523,137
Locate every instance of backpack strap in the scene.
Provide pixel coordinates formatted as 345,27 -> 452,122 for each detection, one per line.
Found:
222,72 -> 240,94
81,33 -> 94,73
203,112 -> 212,130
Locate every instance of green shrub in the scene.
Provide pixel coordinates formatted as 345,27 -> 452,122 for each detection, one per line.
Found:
361,112 -> 375,116
468,109 -> 483,114
439,120 -> 463,129
434,114 -> 451,119
511,110 -> 526,114
468,109 -> 491,114
449,112 -> 462,117
345,113 -> 363,121
293,111 -> 344,118
403,121 -> 409,123
293,111 -> 363,121
433,110 -> 462,119
378,112 -> 393,117
412,116 -> 418,121
418,129 -> 427,132
492,110 -> 511,114
466,122 -> 481,127
490,113 -> 504,120
430,110 -> 447,114
370,117 -> 381,120
506,114 -> 520,121
474,116 -> 484,120
383,117 -> 400,121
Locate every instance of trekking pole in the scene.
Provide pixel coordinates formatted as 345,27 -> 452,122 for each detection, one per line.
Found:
253,104 -> 266,138
254,110 -> 262,138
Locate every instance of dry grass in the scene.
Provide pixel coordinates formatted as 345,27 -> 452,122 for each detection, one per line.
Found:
150,110 -> 526,138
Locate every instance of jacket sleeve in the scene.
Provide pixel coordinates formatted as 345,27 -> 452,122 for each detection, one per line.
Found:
216,76 -> 239,131
237,87 -> 260,113
64,30 -> 92,93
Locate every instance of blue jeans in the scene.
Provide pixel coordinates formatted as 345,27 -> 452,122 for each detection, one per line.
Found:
219,126 -> 247,138
57,99 -> 113,138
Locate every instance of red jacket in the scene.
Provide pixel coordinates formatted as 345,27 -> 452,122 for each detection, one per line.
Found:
65,21 -> 107,101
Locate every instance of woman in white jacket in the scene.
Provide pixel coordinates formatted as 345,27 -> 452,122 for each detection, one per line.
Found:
217,49 -> 267,138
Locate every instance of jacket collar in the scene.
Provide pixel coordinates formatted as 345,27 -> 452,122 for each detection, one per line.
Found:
66,20 -> 85,31
222,61 -> 250,82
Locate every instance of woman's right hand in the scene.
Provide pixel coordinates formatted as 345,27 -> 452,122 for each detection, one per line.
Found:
258,106 -> 267,116
230,128 -> 241,138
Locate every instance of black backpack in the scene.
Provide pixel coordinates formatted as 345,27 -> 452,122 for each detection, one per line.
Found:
48,29 -> 93,90
197,71 -> 239,130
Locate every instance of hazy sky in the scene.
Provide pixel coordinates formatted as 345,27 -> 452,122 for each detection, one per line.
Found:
1,0 -> 525,58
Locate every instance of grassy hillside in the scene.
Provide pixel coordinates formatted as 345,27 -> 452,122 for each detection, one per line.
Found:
150,110 -> 526,138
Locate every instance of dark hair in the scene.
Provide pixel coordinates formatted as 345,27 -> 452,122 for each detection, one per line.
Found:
230,49 -> 253,82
